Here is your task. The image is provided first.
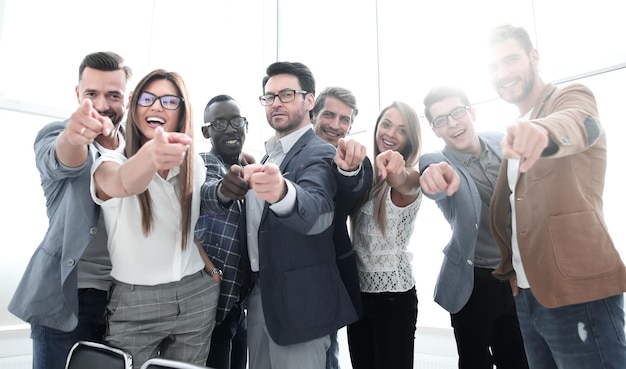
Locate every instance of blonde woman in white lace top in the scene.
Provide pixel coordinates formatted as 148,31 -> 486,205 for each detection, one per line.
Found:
347,101 -> 422,369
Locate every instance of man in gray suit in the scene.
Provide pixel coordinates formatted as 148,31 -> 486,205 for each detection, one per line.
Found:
239,61 -> 357,369
8,52 -> 132,369
419,86 -> 527,369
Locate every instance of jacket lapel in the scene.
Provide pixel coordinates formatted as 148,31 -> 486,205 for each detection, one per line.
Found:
259,129 -> 315,222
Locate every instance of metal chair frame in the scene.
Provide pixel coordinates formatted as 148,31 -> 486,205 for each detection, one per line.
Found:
65,340 -> 133,369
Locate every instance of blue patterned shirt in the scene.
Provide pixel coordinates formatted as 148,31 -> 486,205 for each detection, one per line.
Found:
197,150 -> 246,323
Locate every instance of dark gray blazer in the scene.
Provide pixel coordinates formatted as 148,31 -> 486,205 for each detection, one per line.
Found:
419,131 -> 503,314
332,156 -> 373,318
9,120 -> 103,331
242,129 -> 358,345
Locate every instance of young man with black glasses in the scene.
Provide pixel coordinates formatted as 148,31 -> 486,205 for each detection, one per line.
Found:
419,85 -> 528,369
197,94 -> 252,369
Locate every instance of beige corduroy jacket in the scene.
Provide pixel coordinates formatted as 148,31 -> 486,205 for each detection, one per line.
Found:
490,83 -> 626,308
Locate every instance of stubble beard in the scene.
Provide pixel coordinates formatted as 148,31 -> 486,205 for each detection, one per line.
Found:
499,63 -> 536,106
270,107 -> 307,136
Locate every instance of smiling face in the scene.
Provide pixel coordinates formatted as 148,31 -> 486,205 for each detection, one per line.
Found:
489,37 -> 540,114
313,96 -> 353,147
375,107 -> 408,153
204,99 -> 246,162
77,67 -> 127,126
429,97 -> 481,155
135,79 -> 181,141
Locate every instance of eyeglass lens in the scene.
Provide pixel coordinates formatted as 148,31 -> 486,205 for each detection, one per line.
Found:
433,106 -> 468,127
209,117 -> 247,131
137,92 -> 182,110
259,90 -> 302,106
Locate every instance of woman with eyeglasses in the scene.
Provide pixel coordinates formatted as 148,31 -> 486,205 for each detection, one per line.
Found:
91,69 -> 219,367
347,101 -> 423,369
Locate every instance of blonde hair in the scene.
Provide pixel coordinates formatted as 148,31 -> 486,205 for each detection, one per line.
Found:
356,101 -> 422,235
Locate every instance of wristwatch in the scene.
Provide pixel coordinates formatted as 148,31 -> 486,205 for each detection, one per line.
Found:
209,268 -> 223,278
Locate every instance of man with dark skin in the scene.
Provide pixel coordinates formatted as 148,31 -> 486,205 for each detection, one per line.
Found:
197,95 -> 252,369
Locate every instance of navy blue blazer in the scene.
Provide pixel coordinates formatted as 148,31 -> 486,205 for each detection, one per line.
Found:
197,150 -> 248,324
332,156 -> 373,318
241,129 -> 357,345
419,131 -> 503,314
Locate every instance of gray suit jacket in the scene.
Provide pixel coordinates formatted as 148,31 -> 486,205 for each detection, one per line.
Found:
419,131 -> 503,314
9,120 -> 103,331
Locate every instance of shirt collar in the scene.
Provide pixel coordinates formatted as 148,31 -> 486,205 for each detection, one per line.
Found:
264,124 -> 312,155
449,137 -> 487,164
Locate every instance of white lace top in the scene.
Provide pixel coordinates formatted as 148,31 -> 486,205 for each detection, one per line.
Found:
353,188 -> 422,293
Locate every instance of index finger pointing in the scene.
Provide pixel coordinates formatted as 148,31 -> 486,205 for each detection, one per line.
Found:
79,99 -> 93,115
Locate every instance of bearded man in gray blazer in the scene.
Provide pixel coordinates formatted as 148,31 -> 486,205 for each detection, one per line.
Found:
8,52 -> 131,369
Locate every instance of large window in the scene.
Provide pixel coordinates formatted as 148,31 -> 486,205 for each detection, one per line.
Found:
1,0 -> 624,333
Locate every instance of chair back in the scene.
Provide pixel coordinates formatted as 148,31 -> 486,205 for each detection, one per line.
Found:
140,357 -> 209,369
65,340 -> 133,369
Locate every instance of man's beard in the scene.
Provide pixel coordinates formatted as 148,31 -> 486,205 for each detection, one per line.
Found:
500,64 -> 536,105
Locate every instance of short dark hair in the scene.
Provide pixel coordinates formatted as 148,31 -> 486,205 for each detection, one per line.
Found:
423,85 -> 471,124
205,94 -> 235,114
312,86 -> 359,123
78,51 -> 132,83
262,61 -> 315,96
488,24 -> 534,54
202,94 -> 238,137
262,61 -> 315,118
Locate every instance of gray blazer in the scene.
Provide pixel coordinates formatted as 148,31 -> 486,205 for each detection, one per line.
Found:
9,120 -> 102,331
419,131 -> 503,314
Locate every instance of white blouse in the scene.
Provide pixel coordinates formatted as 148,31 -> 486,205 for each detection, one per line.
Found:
353,188 -> 422,293
91,151 -> 206,285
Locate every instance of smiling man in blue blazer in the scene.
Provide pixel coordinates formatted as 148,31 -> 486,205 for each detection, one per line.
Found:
312,86 -> 373,369
419,86 -> 528,369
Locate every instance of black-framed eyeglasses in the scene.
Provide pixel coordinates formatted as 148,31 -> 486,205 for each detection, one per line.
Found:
204,117 -> 248,131
431,106 -> 470,128
258,89 -> 307,106
137,91 -> 184,110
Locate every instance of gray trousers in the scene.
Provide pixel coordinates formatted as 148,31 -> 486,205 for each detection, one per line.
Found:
106,270 -> 219,367
247,281 -> 330,369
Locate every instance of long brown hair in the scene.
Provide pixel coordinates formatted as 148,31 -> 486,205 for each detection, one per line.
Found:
354,101 -> 422,235
124,69 -> 195,250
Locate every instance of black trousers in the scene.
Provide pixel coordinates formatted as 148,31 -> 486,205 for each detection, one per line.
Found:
347,287 -> 417,369
451,267 -> 529,369
206,302 -> 247,369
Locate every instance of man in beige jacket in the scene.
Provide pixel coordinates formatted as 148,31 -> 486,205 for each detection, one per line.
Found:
488,24 -> 626,368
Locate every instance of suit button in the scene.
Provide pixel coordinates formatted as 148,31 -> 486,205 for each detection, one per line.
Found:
89,227 -> 97,235
466,260 -> 473,265
67,259 -> 76,267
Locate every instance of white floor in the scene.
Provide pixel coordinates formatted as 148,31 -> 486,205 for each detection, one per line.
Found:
335,326 -> 457,369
